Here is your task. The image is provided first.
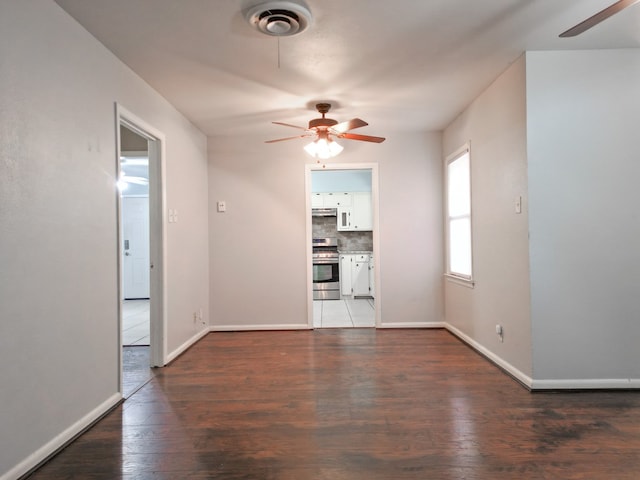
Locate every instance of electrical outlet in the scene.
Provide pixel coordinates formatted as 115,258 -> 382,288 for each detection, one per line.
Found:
495,324 -> 504,342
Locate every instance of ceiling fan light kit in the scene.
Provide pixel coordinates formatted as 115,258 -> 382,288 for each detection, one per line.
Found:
244,0 -> 313,37
304,133 -> 344,160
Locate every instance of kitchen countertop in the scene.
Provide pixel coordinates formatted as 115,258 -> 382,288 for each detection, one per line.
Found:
338,250 -> 372,254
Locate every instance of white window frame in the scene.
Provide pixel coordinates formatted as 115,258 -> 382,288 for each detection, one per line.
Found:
445,143 -> 474,285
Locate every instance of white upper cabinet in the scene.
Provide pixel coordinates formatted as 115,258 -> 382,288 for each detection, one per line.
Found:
351,192 -> 373,231
337,192 -> 372,231
311,193 -> 324,208
312,192 -> 352,208
313,191 -> 372,231
324,192 -> 352,207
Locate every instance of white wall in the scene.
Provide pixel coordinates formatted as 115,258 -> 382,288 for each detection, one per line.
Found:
442,56 -> 533,381
377,132 -> 444,327
0,1 -> 209,477
208,131 -> 443,329
526,49 -> 640,387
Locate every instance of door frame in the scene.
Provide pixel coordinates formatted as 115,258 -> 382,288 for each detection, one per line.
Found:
116,104 -> 168,378
305,163 -> 381,328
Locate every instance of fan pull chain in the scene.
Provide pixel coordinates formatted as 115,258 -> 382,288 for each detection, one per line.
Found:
277,37 -> 281,69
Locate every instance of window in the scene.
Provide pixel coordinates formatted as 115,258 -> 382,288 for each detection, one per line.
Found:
446,145 -> 472,280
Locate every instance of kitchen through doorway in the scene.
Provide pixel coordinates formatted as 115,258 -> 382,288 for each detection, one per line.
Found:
307,164 -> 380,328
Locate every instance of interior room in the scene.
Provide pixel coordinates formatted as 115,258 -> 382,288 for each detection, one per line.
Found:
1,1 -> 639,478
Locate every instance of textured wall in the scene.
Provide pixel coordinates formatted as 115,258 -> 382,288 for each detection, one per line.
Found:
443,55 -> 532,379
0,2 -> 209,477
208,131 -> 443,329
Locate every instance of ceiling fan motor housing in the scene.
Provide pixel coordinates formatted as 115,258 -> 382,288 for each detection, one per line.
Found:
245,1 -> 312,37
309,102 -> 337,129
309,118 -> 338,129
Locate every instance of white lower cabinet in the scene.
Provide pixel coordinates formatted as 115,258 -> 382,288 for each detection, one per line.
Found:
369,256 -> 375,298
340,255 -> 352,296
352,257 -> 370,296
340,253 -> 373,297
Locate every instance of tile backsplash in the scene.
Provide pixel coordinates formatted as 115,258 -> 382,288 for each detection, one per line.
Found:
313,216 -> 373,252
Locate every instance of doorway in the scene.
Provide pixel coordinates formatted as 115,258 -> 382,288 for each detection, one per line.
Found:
120,127 -> 150,348
306,164 -> 381,328
116,105 -> 167,398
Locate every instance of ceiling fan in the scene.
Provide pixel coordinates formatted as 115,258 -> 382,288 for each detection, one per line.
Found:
266,103 -> 385,159
560,0 -> 640,37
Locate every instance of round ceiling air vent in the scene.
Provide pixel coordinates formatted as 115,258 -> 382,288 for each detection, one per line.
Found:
244,1 -> 312,37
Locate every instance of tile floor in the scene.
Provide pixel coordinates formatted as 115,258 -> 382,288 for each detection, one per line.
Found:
122,299 -> 150,346
313,298 -> 375,328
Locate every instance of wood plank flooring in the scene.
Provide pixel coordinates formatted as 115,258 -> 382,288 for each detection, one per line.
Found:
27,329 -> 640,479
122,346 -> 155,399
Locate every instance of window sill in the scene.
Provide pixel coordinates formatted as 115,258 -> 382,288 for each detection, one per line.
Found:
444,274 -> 475,288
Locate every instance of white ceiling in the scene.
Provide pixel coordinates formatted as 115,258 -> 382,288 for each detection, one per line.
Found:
55,0 -> 640,138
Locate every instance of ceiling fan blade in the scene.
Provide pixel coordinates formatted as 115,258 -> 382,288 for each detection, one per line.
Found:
330,118 -> 368,134
338,133 -> 386,143
265,134 -> 313,143
272,121 -> 309,131
559,0 -> 640,37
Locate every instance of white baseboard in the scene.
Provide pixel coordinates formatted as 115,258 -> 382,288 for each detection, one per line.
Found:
445,323 -> 640,390
165,327 -> 211,364
211,323 -> 311,332
210,323 -> 443,331
531,378 -> 640,390
378,322 -> 445,329
444,323 -> 534,389
3,393 -> 121,480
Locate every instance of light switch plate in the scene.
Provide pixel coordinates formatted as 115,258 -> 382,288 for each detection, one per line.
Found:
217,201 -> 226,213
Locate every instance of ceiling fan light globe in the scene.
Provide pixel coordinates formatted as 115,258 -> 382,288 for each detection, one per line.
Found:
304,138 -> 343,159
328,140 -> 344,157
304,141 -> 318,157
314,138 -> 332,159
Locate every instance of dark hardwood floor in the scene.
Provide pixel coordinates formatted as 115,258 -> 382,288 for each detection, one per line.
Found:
28,329 -> 640,479
122,346 -> 155,399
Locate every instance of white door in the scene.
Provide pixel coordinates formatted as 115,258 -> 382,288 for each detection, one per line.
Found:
122,196 -> 150,299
